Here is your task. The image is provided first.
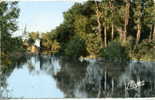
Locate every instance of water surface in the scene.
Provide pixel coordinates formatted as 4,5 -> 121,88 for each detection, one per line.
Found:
0,55 -> 155,98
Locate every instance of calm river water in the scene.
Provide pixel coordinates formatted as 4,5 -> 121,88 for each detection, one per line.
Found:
0,55 -> 155,98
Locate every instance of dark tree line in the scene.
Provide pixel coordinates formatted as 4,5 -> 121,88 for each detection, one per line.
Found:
37,0 -> 155,61
1,1 -> 155,62
0,1 -> 25,66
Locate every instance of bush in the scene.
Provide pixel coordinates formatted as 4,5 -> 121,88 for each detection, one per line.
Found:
64,35 -> 87,59
85,34 -> 102,56
100,41 -> 129,62
132,40 -> 155,61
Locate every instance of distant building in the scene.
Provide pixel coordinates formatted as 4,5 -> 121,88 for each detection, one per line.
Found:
23,39 -> 41,54
34,39 -> 40,48
31,39 -> 40,53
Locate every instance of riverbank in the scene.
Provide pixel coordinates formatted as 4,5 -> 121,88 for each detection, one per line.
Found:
79,55 -> 155,62
130,57 -> 155,62
3,51 -> 155,63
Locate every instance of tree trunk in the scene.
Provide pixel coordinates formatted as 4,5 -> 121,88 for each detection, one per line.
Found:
149,26 -> 152,42
149,24 -> 154,41
109,0 -> 114,40
136,24 -> 141,45
153,24 -> 155,41
124,0 -> 130,42
116,27 -> 124,41
104,26 -> 107,48
136,1 -> 143,45
111,23 -> 114,40
96,13 -> 102,36
95,1 -> 103,47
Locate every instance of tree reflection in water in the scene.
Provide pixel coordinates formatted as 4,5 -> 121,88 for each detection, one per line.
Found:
0,55 -> 27,98
0,55 -> 155,98
54,59 -> 155,98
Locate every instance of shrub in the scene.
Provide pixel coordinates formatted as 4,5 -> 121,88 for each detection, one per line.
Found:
100,41 -> 129,62
132,40 -> 155,61
64,35 -> 87,59
85,34 -> 102,56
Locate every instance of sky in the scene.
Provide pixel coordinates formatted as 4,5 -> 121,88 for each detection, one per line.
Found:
8,0 -> 155,37
14,1 -> 84,36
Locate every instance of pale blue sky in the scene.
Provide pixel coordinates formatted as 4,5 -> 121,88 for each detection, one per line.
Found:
15,1 -> 84,36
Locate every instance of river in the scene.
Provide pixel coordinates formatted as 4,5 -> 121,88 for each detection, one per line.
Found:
0,55 -> 155,98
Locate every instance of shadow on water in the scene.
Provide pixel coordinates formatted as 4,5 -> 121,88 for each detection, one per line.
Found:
54,59 -> 155,98
0,55 -> 27,98
0,55 -> 155,98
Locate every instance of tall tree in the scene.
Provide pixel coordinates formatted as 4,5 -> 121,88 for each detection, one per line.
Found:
123,0 -> 130,42
153,25 -> 155,41
0,1 -> 20,54
143,0 -> 155,41
132,0 -> 144,45
96,0 -> 111,48
112,0 -> 131,43
95,1 -> 103,47
109,0 -> 114,40
112,0 -> 126,42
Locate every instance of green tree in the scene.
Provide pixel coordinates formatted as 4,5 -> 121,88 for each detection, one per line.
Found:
39,0 -> 155,61
100,41 -> 129,62
64,35 -> 87,59
132,0 -> 144,45
27,32 -> 40,45
0,2 -> 19,51
0,1 -> 22,56
41,32 -> 60,54
74,15 -> 90,39
143,0 -> 155,41
86,34 -> 102,57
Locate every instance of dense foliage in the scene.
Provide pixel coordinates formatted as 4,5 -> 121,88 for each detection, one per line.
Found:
0,1 -> 25,66
100,41 -> 129,62
1,0 -> 155,61
38,0 -> 155,61
64,35 -> 87,59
